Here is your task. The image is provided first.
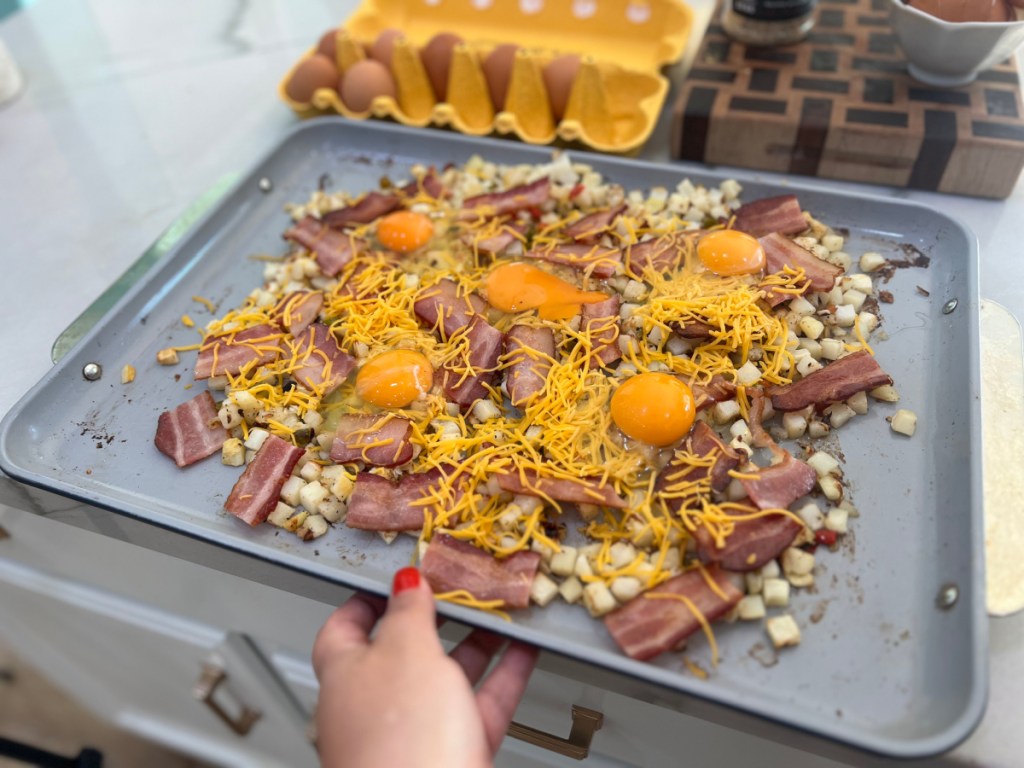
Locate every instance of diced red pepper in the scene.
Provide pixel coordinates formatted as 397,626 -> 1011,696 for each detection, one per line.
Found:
815,529 -> 838,547
527,205 -> 544,220
569,183 -> 585,200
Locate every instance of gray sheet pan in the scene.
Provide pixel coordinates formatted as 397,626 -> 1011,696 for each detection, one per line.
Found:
0,119 -> 985,758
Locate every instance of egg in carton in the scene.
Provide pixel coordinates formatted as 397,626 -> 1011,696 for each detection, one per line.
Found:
278,0 -> 692,154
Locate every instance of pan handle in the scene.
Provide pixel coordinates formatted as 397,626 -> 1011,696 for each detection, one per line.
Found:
193,663 -> 262,736
508,704 -> 603,760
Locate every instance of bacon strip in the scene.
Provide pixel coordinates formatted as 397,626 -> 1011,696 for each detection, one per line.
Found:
330,414 -> 414,467
740,451 -> 817,510
461,177 -> 550,219
154,391 -> 227,468
401,167 -> 446,200
626,234 -> 688,274
346,469 -> 454,531
283,216 -> 366,277
440,315 -> 504,407
747,388 -> 774,449
271,291 -> 323,336
768,350 -> 893,411
732,195 -> 807,238
225,435 -> 304,526
523,243 -> 621,278
760,233 -> 843,293
420,534 -> 541,609
564,203 -> 627,243
503,325 -> 555,407
322,192 -> 402,229
194,324 -> 283,380
414,279 -> 490,339
657,421 -> 741,505
581,296 -> 621,366
462,222 -> 526,257
691,375 -> 737,411
497,468 -> 627,509
604,567 -> 742,661
292,323 -> 356,395
694,511 -> 802,572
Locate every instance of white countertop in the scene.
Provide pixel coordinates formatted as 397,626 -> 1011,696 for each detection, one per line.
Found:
1,1 -> 1021,765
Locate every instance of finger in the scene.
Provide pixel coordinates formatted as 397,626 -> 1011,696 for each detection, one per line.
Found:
449,629 -> 506,686
373,567 -> 445,655
311,593 -> 385,677
475,642 -> 540,754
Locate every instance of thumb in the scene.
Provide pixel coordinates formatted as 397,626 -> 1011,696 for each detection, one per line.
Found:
374,567 -> 443,653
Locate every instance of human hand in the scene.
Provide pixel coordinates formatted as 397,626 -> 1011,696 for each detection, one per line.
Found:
312,567 -> 539,768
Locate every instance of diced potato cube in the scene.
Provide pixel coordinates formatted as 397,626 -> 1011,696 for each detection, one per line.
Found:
318,496 -> 346,524
760,559 -> 781,579
870,384 -> 900,402
788,296 -> 815,317
799,338 -> 823,359
559,576 -> 584,604
120,364 -> 136,384
244,427 -> 270,451
218,400 -> 243,429
847,390 -> 869,415
842,289 -> 867,312
280,476 -> 305,507
857,311 -> 879,335
819,338 -> 845,361
796,501 -> 825,530
283,511 -> 309,533
806,450 -> 840,477
745,571 -> 764,595
530,573 -> 560,607
219,436 -> 244,466
819,473 -> 843,501
330,471 -> 355,500
782,547 -> 815,577
825,507 -> 849,534
789,572 -> 815,588
577,503 -> 600,522
530,538 -> 556,563
609,541 -> 636,569
798,315 -> 825,340
796,355 -> 823,377
300,461 -> 322,482
738,595 -> 766,620
550,546 -> 578,577
730,419 -> 752,442
763,578 -> 791,607
891,409 -> 918,437
299,480 -> 330,514
574,554 -> 594,579
267,502 -> 296,528
156,347 -> 179,366
297,514 -> 329,541
782,412 -> 808,439
713,399 -> 741,424
833,304 -> 856,327
583,582 -> 618,617
766,615 -> 801,648
843,273 -> 873,294
233,391 -> 262,419
471,399 -> 502,421
610,576 -> 643,603
827,403 -> 857,429
821,234 -> 844,252
824,251 -> 851,269
736,361 -> 762,386
661,547 -> 682,572
807,420 -> 830,438
859,251 -> 886,272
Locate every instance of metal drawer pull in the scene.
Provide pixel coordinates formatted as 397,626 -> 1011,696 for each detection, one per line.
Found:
193,663 -> 262,736
508,705 -> 603,760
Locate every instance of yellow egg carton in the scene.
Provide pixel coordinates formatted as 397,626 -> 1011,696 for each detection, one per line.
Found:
278,0 -> 693,154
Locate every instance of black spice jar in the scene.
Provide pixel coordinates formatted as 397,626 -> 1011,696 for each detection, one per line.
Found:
721,0 -> 817,45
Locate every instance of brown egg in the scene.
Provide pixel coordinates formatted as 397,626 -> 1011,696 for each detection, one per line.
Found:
483,44 -> 519,111
317,28 -> 338,62
909,0 -> 1013,21
339,59 -> 397,112
286,54 -> 339,103
543,54 -> 581,122
370,28 -> 404,69
420,32 -> 464,102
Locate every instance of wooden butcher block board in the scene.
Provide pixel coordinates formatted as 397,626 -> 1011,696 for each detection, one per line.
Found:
672,0 -> 1024,198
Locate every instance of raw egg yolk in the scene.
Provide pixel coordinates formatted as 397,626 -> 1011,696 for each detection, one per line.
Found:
377,211 -> 434,253
355,350 -> 433,408
696,230 -> 766,276
486,262 -> 609,321
610,373 -> 696,446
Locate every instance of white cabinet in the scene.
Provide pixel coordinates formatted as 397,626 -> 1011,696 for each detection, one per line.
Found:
0,556 -> 317,768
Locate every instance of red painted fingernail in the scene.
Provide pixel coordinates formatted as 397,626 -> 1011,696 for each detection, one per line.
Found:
392,567 -> 420,595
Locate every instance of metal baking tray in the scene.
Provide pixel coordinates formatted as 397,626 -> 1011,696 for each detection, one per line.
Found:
0,119 -> 985,758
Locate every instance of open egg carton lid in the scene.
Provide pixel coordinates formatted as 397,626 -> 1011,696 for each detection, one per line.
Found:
278,0 -> 694,153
